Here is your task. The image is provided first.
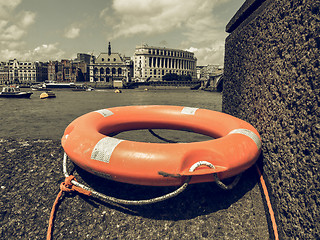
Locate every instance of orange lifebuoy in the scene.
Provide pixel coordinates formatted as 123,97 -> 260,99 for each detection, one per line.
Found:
61,105 -> 261,186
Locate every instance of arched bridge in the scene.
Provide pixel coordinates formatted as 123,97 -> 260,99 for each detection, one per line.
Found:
200,73 -> 223,92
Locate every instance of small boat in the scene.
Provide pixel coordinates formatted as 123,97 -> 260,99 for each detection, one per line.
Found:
31,83 -> 51,91
0,86 -> 33,98
40,91 -> 56,99
86,87 -> 94,91
72,86 -> 86,91
114,89 -> 122,93
72,85 -> 94,92
45,82 -> 75,89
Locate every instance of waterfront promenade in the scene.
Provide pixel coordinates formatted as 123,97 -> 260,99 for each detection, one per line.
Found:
1,138 -> 269,239
0,89 -> 271,239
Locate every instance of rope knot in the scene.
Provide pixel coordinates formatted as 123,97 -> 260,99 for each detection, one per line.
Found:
60,175 -> 91,196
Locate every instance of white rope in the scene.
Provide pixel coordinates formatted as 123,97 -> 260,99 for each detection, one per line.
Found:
62,151 -> 241,205
63,152 -> 190,205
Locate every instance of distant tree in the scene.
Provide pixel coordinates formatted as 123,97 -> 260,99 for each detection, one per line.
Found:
162,73 -> 179,81
180,74 -> 192,81
162,73 -> 192,81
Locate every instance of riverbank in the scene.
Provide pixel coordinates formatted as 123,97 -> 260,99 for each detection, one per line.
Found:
0,138 -> 270,239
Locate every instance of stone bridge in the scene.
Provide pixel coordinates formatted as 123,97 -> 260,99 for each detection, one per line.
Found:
200,73 -> 223,91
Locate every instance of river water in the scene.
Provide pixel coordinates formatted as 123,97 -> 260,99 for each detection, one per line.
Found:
0,88 -> 222,141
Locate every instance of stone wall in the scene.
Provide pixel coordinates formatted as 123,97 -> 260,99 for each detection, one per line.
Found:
223,0 -> 320,239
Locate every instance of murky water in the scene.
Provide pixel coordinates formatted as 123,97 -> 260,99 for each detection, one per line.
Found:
0,88 -> 222,141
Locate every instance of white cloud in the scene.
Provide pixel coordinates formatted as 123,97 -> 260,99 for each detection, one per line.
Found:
0,25 -> 25,41
17,11 -> 36,28
0,0 -> 66,62
187,43 -> 225,66
29,43 -> 65,61
64,26 -> 80,39
0,0 -> 22,18
102,0 -> 227,39
0,0 -> 38,60
0,43 -> 65,62
100,0 -> 230,64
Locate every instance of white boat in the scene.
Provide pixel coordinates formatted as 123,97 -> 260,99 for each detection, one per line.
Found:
44,82 -> 75,89
0,86 -> 33,98
31,83 -> 51,91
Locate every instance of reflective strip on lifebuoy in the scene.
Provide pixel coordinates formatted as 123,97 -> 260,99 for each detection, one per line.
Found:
61,105 -> 261,186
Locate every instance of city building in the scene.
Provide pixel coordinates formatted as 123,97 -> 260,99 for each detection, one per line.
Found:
74,53 -> 91,64
1,59 -> 48,85
0,62 -> 9,85
48,58 -> 89,83
133,44 -> 197,82
89,42 -> 133,86
48,61 -> 58,82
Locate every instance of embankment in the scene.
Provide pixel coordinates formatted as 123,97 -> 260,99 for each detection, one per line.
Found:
223,0 -> 320,239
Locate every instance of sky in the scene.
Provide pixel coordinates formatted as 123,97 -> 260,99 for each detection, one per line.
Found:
0,0 -> 245,66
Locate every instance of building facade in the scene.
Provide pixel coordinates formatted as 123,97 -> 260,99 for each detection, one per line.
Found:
48,58 -> 89,83
0,62 -> 9,85
133,44 -> 197,82
89,43 -> 133,84
0,59 -> 48,85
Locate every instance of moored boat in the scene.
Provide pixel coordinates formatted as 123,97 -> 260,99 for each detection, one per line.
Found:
45,82 -> 75,89
31,83 -> 52,91
72,85 -> 95,91
0,86 -> 33,98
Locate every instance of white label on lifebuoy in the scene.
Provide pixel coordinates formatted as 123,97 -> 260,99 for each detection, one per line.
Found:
94,109 -> 114,117
228,129 -> 262,150
181,107 -> 198,115
91,137 -> 123,163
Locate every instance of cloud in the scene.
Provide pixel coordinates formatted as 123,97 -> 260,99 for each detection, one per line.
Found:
28,43 -> 65,61
0,0 -> 65,62
0,0 -> 36,51
17,11 -> 36,28
0,0 -> 22,18
101,0 -> 227,39
0,0 -> 66,62
0,25 -> 25,41
100,0 -> 230,64
64,26 -> 80,39
0,43 -> 65,62
186,43 -> 225,66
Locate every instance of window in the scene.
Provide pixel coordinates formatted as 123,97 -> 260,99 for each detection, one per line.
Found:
118,68 -> 122,75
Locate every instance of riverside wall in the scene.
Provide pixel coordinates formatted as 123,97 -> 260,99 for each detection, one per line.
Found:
223,0 -> 320,239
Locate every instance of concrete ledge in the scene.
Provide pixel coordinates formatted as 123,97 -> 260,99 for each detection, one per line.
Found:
0,138 -> 270,239
226,0 -> 267,33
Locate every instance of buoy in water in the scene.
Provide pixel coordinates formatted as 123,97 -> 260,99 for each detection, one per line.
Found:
40,91 -> 56,99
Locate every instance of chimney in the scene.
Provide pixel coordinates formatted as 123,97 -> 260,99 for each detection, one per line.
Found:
108,42 -> 111,56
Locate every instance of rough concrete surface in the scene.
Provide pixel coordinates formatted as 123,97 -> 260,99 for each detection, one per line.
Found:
223,0 -> 320,239
0,138 -> 270,239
